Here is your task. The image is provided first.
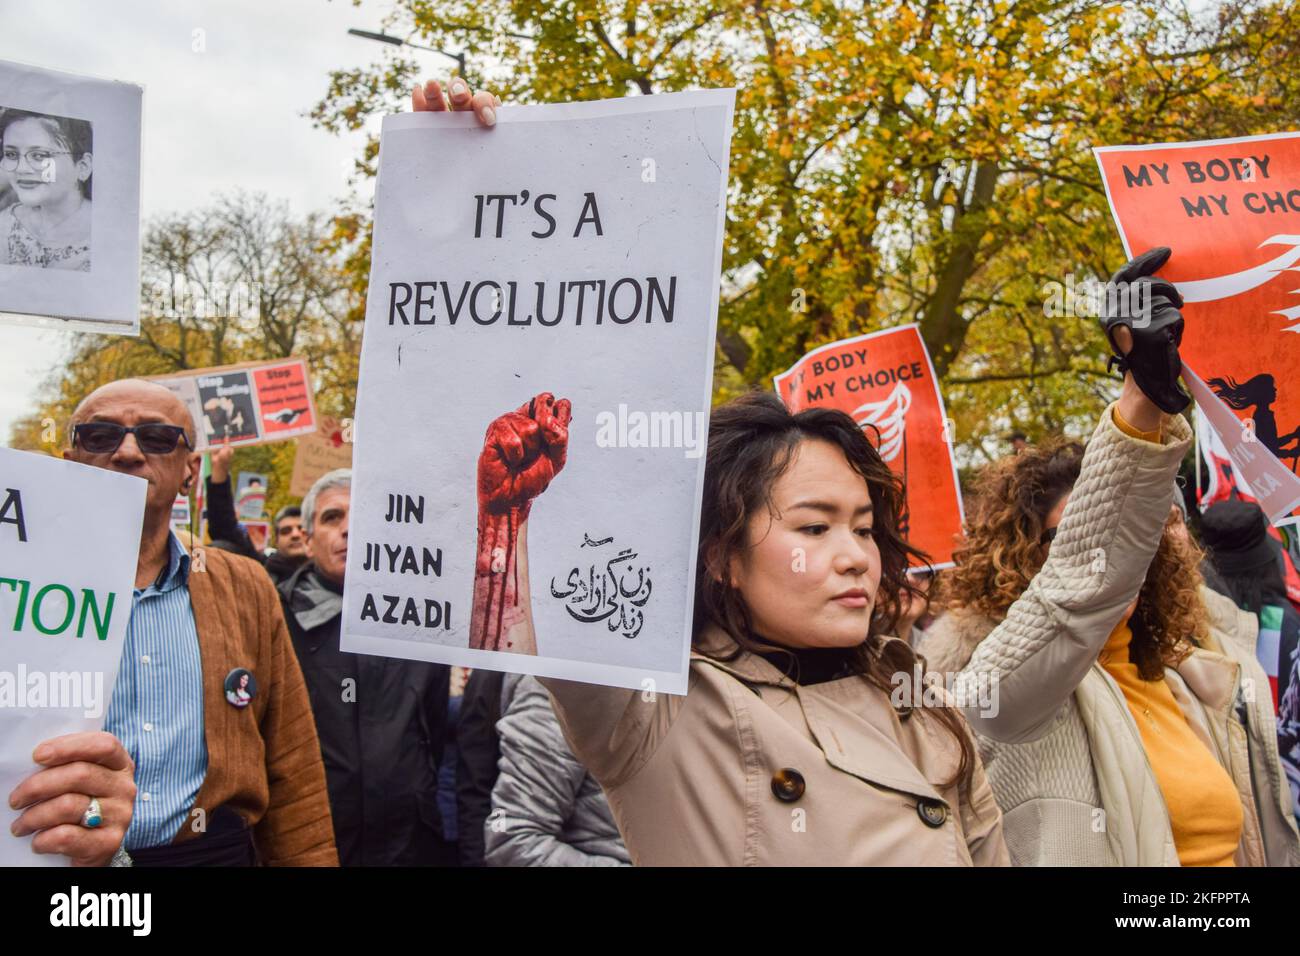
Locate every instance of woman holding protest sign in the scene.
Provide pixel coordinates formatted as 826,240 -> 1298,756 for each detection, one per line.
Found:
416,77 -> 1005,865
417,82 -> 1256,866
923,252 -> 1300,867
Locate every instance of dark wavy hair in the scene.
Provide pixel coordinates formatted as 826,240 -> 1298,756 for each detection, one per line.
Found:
0,108 -> 93,200
694,390 -> 975,790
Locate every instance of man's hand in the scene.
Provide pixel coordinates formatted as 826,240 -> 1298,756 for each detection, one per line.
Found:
411,77 -> 500,126
8,731 -> 136,866
210,440 -> 234,484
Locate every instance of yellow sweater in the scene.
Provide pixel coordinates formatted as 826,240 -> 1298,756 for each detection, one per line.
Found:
1099,406 -> 1242,866
1098,619 -> 1242,866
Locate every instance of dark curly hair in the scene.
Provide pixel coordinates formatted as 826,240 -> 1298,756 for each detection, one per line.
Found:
942,436 -> 1206,679
694,390 -> 975,790
942,438 -> 1086,619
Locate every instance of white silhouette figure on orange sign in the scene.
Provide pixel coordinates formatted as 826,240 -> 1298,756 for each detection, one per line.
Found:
852,381 -> 912,464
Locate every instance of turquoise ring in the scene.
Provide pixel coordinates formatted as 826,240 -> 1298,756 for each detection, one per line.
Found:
81,797 -> 103,829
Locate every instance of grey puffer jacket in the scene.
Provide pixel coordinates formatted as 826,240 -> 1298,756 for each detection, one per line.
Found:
484,674 -> 630,867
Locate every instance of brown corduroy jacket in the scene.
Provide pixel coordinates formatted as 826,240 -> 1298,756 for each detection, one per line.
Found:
174,547 -> 338,866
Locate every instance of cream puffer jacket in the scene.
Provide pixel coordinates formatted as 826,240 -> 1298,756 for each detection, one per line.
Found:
921,405 -> 1300,867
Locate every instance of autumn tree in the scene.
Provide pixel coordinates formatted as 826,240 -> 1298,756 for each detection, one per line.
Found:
10,192 -> 356,519
313,0 -> 1300,462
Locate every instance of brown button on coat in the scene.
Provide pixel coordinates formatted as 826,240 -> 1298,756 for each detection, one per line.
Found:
542,628 -> 1008,866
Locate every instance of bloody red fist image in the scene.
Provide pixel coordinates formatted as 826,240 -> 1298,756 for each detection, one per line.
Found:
471,392 -> 572,653
476,392 -> 572,517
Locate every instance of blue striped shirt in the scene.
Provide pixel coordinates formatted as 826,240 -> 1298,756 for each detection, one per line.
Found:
104,533 -> 208,850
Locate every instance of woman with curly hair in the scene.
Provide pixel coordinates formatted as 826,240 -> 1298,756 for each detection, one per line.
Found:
922,436 -> 1300,866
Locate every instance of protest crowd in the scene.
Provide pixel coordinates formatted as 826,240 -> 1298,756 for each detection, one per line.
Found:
5,70 -> 1300,874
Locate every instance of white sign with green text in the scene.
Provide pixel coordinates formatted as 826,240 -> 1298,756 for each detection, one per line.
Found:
0,447 -> 144,866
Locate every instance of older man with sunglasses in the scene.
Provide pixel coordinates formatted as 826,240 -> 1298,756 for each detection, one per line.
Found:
47,378 -> 338,866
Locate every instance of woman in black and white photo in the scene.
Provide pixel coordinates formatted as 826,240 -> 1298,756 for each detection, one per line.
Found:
0,107 -> 93,271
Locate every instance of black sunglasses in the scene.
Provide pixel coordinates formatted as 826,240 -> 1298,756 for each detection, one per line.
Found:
73,422 -> 194,455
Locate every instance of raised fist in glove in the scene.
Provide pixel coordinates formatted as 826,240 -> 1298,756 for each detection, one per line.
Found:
471,393 -> 572,653
1100,247 -> 1189,414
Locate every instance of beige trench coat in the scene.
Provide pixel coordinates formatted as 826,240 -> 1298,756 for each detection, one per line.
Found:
541,629 -> 1009,866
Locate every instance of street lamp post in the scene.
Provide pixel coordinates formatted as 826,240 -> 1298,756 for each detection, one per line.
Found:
347,28 -> 467,77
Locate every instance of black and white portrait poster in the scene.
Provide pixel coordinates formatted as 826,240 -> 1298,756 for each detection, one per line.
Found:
341,91 -> 734,694
0,59 -> 142,334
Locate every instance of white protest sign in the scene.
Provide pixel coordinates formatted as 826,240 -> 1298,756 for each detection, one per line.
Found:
0,447 -> 144,866
340,91 -> 734,694
0,59 -> 143,334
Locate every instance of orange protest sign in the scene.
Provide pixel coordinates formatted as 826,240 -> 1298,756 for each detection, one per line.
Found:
252,362 -> 315,438
773,325 -> 964,568
1095,132 -> 1300,522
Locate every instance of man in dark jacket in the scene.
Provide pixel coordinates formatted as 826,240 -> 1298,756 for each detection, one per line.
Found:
455,668 -> 504,866
205,443 -> 308,584
1199,498 -> 1300,709
279,467 -> 453,866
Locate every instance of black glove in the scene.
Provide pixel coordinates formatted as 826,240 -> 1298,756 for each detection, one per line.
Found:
1099,246 -> 1189,414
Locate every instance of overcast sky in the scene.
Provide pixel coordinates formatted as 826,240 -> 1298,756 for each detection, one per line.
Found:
0,0 -> 424,441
